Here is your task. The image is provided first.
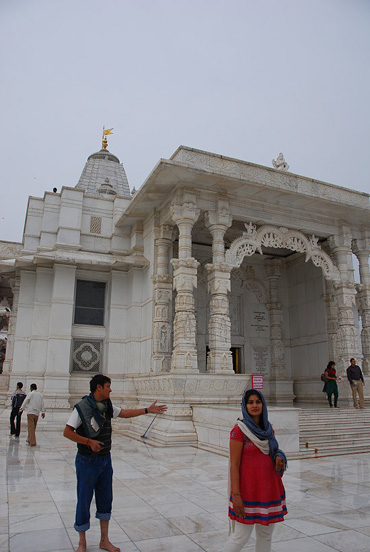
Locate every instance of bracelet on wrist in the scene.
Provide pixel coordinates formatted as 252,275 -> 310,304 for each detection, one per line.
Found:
233,492 -> 241,496
145,408 -> 148,414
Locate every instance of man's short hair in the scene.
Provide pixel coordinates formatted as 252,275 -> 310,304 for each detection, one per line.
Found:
16,382 -> 23,389
30,383 -> 37,391
350,358 -> 355,363
90,374 -> 111,393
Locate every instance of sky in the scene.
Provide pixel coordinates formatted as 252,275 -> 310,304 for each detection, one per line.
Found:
1,0 -> 369,243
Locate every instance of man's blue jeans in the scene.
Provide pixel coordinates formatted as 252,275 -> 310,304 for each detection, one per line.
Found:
74,453 -> 113,532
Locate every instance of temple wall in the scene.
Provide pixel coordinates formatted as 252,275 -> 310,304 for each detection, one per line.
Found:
286,256 -> 329,401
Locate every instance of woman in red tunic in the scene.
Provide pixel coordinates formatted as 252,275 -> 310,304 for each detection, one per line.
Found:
224,389 -> 287,552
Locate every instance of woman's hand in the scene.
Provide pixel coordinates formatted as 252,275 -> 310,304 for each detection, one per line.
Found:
232,494 -> 245,518
275,456 -> 285,473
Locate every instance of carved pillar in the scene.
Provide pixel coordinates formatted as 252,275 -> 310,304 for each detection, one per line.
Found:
204,203 -> 233,373
170,194 -> 200,372
152,225 -> 173,373
356,287 -> 370,375
328,228 -> 354,282
353,235 -> 370,375
2,275 -> 20,377
322,281 -> 338,362
332,283 -> 357,373
265,259 -> 286,378
328,232 -> 358,373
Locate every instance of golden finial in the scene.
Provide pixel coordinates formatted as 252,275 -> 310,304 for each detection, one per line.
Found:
102,126 -> 113,150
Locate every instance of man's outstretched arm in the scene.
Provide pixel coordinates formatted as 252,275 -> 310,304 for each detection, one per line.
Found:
118,400 -> 167,418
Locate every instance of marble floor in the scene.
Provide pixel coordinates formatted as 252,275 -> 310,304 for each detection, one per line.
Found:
2,420 -> 370,552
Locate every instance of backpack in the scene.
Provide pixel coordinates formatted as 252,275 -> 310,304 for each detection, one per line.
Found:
321,373 -> 328,383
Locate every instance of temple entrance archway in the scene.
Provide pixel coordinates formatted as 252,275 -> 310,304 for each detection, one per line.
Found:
222,223 -> 343,403
225,223 -> 340,283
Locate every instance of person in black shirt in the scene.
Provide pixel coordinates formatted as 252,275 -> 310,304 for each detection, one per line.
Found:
9,381 -> 27,437
64,375 -> 167,552
346,358 -> 365,409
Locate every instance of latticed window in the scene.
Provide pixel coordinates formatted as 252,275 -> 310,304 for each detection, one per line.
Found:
74,280 -> 106,325
90,216 -> 102,234
71,339 -> 102,373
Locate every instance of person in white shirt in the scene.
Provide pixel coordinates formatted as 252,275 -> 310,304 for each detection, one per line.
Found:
20,383 -> 45,446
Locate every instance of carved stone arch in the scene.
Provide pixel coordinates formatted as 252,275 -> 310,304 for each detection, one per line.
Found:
225,222 -> 341,283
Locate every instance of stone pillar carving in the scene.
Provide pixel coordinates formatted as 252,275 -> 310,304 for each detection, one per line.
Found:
152,225 -> 173,373
322,281 -> 339,362
356,287 -> 370,375
204,203 -> 233,373
329,232 -> 359,373
332,282 -> 357,373
204,200 -> 232,262
171,194 -> 200,261
205,263 -> 233,373
1,276 -> 20,377
328,229 -> 354,282
265,259 -> 286,378
170,194 -> 200,372
353,235 -> 370,374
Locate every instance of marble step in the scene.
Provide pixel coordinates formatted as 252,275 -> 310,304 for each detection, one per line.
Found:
300,437 -> 370,448
299,410 -> 370,417
288,444 -> 370,460
300,426 -> 370,435
299,413 -> 370,419
296,407 -> 370,458
301,434 -> 370,442
301,424 -> 370,432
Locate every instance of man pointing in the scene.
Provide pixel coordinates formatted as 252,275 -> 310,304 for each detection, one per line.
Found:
63,374 -> 167,552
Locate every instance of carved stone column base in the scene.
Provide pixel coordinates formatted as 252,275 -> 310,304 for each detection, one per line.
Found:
264,378 -> 295,405
121,407 -> 198,446
0,374 -> 10,405
270,363 -> 287,380
207,351 -> 234,374
121,373 -> 250,446
151,356 -> 171,373
363,359 -> 370,376
170,351 -> 199,373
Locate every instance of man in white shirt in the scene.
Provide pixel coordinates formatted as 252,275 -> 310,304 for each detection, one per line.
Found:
20,383 -> 45,446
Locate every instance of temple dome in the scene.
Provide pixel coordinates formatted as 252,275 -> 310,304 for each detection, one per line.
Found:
76,149 -> 130,197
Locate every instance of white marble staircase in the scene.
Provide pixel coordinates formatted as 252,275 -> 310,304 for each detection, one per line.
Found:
288,406 -> 370,460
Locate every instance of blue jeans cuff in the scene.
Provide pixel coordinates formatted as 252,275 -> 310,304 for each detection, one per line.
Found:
96,512 -> 111,521
74,521 -> 90,532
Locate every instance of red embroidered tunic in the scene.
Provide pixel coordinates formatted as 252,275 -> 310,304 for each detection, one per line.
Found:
228,425 -> 287,525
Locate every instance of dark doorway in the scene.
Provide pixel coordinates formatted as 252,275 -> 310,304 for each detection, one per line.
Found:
231,347 -> 242,374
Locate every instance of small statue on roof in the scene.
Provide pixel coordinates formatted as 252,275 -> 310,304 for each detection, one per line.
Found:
272,153 -> 289,171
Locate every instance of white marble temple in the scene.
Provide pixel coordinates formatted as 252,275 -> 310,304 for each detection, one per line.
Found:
2,143 -> 370,450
